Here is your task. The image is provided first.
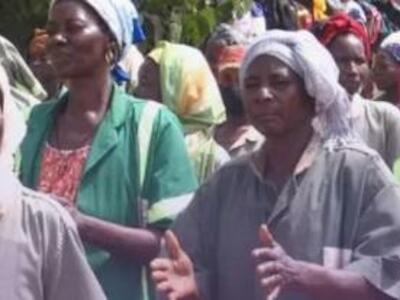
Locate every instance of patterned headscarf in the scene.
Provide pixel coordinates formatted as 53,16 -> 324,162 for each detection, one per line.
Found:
148,41 -> 227,183
319,13 -> 371,60
240,30 -> 353,143
148,41 -> 226,133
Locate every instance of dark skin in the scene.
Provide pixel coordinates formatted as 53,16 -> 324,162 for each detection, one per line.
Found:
214,65 -> 250,151
135,57 -> 162,102
328,33 -> 370,97
205,39 -> 251,151
150,55 -> 393,300
372,50 -> 400,104
243,55 -> 315,186
28,54 -> 61,99
46,0 -> 161,263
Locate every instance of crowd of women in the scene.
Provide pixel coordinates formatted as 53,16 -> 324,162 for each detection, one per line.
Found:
1,0 -> 400,299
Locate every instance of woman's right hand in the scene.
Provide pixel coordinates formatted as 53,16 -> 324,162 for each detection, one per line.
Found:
150,230 -> 200,300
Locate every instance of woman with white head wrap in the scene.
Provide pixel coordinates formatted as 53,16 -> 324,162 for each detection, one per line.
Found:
151,30 -> 400,300
20,1 -> 198,300
373,31 -> 400,107
239,29 -> 353,143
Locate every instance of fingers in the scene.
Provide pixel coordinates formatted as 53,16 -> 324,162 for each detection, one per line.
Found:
152,270 -> 170,284
267,286 -> 282,300
165,230 -> 183,260
151,258 -> 172,272
259,224 -> 274,247
252,248 -> 280,262
261,274 -> 284,292
156,280 -> 173,294
256,261 -> 282,278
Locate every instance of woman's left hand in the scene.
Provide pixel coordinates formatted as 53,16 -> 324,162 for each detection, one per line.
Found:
252,225 -> 302,300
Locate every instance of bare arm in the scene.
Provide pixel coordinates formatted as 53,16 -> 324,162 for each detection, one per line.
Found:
77,213 -> 162,264
293,262 -> 393,300
255,225 -> 394,300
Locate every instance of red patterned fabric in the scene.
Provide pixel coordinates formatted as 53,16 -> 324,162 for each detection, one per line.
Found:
319,13 -> 371,60
38,143 -> 90,203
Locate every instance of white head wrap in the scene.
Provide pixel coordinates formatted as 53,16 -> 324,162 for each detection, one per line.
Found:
240,30 -> 353,143
381,32 -> 400,48
50,0 -> 144,61
0,65 -> 27,170
380,32 -> 400,64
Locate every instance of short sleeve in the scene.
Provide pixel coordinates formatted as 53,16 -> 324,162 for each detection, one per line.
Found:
44,218 -> 107,300
345,158 -> 400,299
143,107 -> 198,229
382,103 -> 400,168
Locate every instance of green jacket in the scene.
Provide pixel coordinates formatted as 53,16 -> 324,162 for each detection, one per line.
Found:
20,86 -> 198,300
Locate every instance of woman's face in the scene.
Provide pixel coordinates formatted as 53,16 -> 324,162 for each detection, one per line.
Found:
47,0 -> 111,79
135,58 -> 162,102
328,33 -> 369,96
242,55 -> 314,138
372,50 -> 399,91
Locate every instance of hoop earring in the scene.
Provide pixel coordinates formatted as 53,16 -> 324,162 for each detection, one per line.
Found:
105,49 -> 114,65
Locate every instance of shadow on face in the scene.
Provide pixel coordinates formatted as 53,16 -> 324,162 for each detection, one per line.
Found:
328,33 -> 369,96
46,0 -> 114,80
135,58 -> 162,102
242,55 -> 315,138
372,50 -> 399,92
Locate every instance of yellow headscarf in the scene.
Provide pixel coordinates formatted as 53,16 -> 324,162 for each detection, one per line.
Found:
148,41 -> 226,134
148,41 -> 227,183
313,0 -> 328,21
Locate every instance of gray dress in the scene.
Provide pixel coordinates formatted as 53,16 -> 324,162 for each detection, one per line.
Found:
352,94 -> 400,169
0,166 -> 106,300
173,140 -> 400,300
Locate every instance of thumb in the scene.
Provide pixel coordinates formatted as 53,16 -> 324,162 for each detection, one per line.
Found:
259,224 -> 274,248
165,230 -> 183,260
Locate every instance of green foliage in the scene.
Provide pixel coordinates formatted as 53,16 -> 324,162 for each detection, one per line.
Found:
139,0 -> 252,50
0,0 -> 252,53
0,0 -> 50,53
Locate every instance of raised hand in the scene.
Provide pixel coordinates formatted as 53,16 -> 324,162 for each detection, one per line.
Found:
253,225 -> 301,300
150,230 -> 200,300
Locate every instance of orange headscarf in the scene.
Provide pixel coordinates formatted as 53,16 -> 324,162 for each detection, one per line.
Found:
28,29 -> 49,59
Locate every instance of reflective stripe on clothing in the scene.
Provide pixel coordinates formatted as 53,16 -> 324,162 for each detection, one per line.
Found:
20,86 -> 198,300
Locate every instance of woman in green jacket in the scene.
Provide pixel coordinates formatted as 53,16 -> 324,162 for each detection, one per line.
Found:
19,0 -> 198,299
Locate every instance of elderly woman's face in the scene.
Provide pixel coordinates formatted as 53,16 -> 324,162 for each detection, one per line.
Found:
47,1 -> 111,79
372,50 -> 399,91
135,58 -> 162,102
242,55 -> 314,138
